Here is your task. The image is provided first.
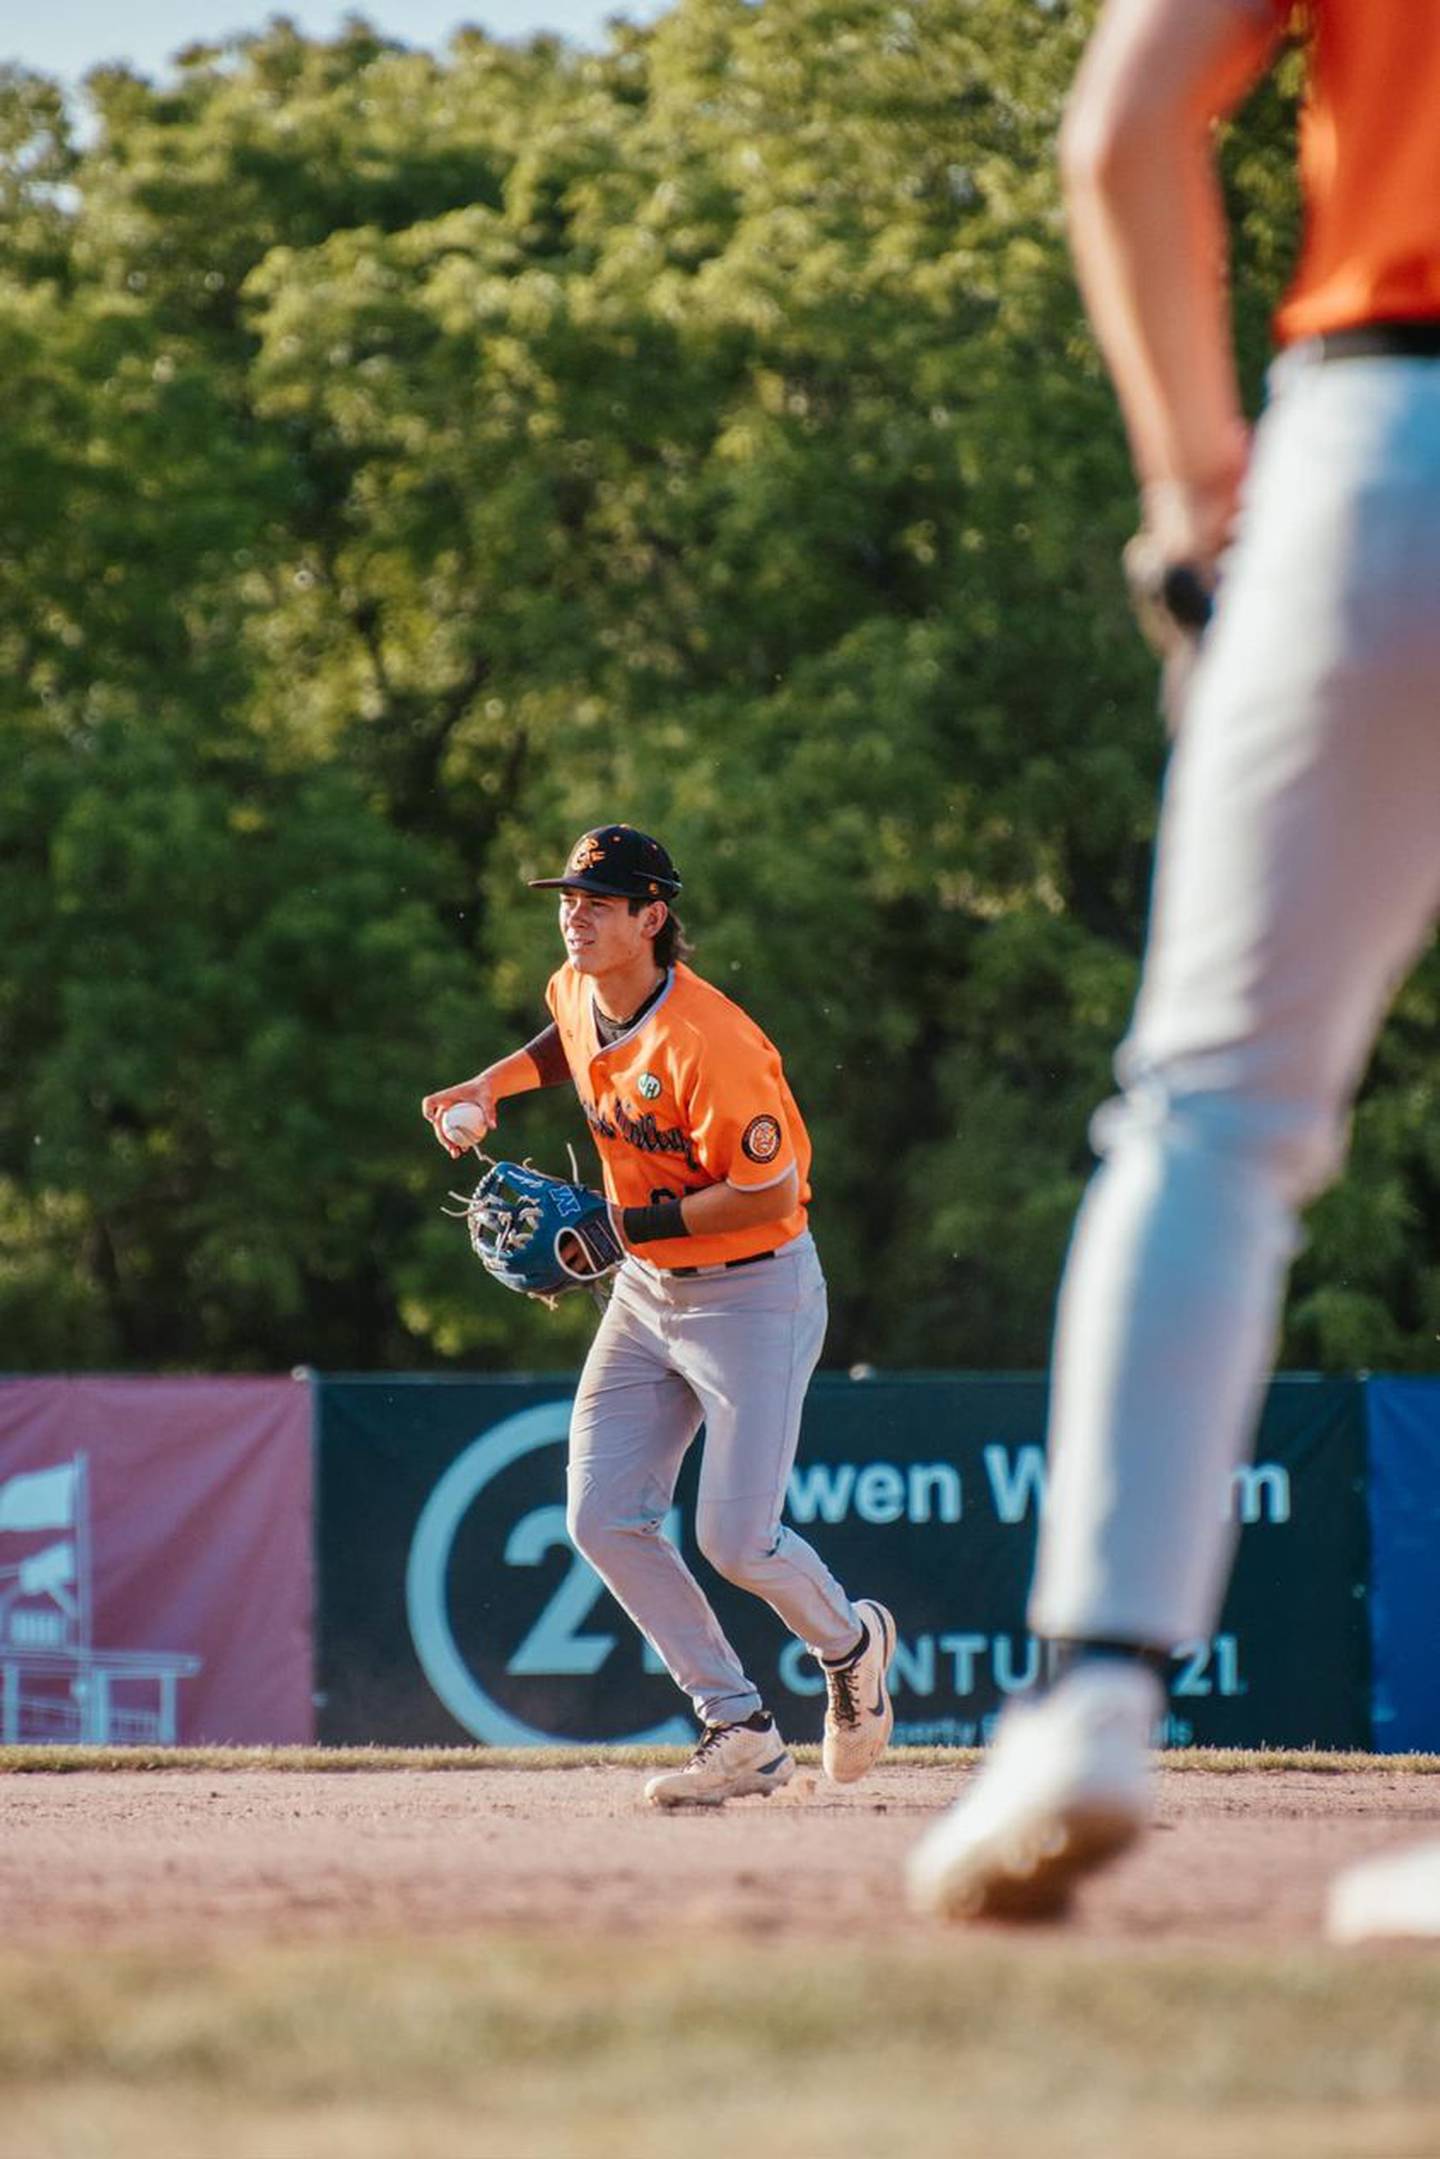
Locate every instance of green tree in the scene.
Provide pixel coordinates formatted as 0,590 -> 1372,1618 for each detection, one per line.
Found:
4,3 -> 1434,1376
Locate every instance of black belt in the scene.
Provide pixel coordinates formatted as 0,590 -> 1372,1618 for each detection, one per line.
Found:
1316,321 -> 1440,362
666,1248 -> 779,1278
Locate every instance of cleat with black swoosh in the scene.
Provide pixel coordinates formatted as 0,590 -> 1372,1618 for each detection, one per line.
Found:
821,1598 -> 896,1785
644,1715 -> 795,1807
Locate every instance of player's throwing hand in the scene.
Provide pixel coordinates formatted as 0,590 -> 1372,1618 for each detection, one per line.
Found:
421,1079 -> 499,1157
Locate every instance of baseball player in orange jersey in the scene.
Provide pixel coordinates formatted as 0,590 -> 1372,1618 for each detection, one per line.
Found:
424,824 -> 896,1804
909,0 -> 1440,1920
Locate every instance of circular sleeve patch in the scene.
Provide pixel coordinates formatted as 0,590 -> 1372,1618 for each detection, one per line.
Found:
741,1114 -> 783,1165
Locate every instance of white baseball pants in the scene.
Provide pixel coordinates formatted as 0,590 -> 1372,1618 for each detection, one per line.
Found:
1030,347 -> 1440,1649
566,1231 -> 860,1727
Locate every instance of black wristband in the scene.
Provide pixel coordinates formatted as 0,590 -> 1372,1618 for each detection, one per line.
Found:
622,1198 -> 689,1244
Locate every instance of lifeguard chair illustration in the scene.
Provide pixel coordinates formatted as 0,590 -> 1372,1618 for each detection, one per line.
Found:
0,1455 -> 201,1744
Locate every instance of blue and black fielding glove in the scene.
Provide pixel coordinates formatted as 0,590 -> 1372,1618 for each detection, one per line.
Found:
457,1159 -> 623,1306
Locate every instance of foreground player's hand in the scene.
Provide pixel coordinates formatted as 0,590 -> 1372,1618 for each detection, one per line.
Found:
1124,453 -> 1247,734
1124,537 -> 1213,739
1125,452 -> 1246,669
1123,530 -> 1217,660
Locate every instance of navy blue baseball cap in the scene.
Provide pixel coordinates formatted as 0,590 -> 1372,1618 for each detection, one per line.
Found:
528,824 -> 682,900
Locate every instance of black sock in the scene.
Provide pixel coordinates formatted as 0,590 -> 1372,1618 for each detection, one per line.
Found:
736,1708 -> 773,1732
1045,1637 -> 1173,1691
823,1622 -> 868,1670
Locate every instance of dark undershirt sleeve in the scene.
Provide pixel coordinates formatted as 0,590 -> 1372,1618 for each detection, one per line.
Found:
522,1022 -> 571,1088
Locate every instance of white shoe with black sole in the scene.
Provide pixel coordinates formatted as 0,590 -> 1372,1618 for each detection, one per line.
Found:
822,1598 -> 897,1785
906,1661 -> 1160,1920
644,1716 -> 795,1808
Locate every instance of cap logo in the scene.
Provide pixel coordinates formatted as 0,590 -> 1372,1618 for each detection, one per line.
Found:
741,1115 -> 782,1165
568,834 -> 606,874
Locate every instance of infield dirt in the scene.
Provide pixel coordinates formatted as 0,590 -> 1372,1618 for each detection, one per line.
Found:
2,1752 -> 1437,1948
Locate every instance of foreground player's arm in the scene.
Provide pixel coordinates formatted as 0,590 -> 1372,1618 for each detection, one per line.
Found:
1060,0 -> 1280,562
623,1169 -> 799,1245
422,1024 -> 570,1157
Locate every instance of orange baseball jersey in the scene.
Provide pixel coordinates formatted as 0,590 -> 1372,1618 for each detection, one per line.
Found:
543,961 -> 812,1271
1273,0 -> 1440,344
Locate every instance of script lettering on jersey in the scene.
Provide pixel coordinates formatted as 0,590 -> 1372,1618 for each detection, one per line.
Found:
582,1094 -> 700,1172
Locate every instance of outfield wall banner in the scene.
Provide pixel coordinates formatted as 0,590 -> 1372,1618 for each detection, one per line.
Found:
316,1373 -> 1370,1750
1364,1377 -> 1440,1754
0,1377 -> 314,1745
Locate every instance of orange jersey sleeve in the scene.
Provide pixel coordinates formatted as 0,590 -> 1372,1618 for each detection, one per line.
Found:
543,962 -> 812,1270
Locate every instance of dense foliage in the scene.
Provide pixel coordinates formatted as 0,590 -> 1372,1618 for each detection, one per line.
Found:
3,3 -> 1435,1374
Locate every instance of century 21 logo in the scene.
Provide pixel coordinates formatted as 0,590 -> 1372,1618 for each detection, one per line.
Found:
404,1402 -> 693,1746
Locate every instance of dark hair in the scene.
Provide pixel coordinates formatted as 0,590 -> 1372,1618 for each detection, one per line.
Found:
630,897 -> 691,969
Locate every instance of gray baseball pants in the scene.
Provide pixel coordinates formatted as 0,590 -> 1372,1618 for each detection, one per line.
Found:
1030,346 -> 1440,1649
566,1230 -> 860,1727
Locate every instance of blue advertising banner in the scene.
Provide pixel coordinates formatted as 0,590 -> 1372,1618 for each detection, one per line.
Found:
317,1372 -> 1371,1750
1364,1377 -> 1440,1754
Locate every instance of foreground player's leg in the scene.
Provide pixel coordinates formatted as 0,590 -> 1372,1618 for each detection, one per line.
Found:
908,1115 -> 1296,1916
911,361 -> 1440,1920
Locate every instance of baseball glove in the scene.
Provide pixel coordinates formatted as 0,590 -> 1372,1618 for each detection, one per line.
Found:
452,1158 -> 623,1305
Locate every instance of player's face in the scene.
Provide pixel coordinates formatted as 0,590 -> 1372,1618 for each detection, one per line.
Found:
558,891 -> 657,975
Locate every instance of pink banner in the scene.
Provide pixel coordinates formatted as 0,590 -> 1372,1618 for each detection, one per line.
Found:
0,1377 -> 313,1745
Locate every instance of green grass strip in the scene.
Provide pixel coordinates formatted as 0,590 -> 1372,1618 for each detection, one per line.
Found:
0,1742 -> 1437,1774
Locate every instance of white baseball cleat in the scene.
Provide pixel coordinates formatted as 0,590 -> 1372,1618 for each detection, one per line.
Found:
644,1716 -> 796,1808
1326,1841 -> 1440,1943
822,1598 -> 897,1785
906,1661 -> 1162,1921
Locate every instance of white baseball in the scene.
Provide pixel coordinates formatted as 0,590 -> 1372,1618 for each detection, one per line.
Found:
439,1102 -> 490,1148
